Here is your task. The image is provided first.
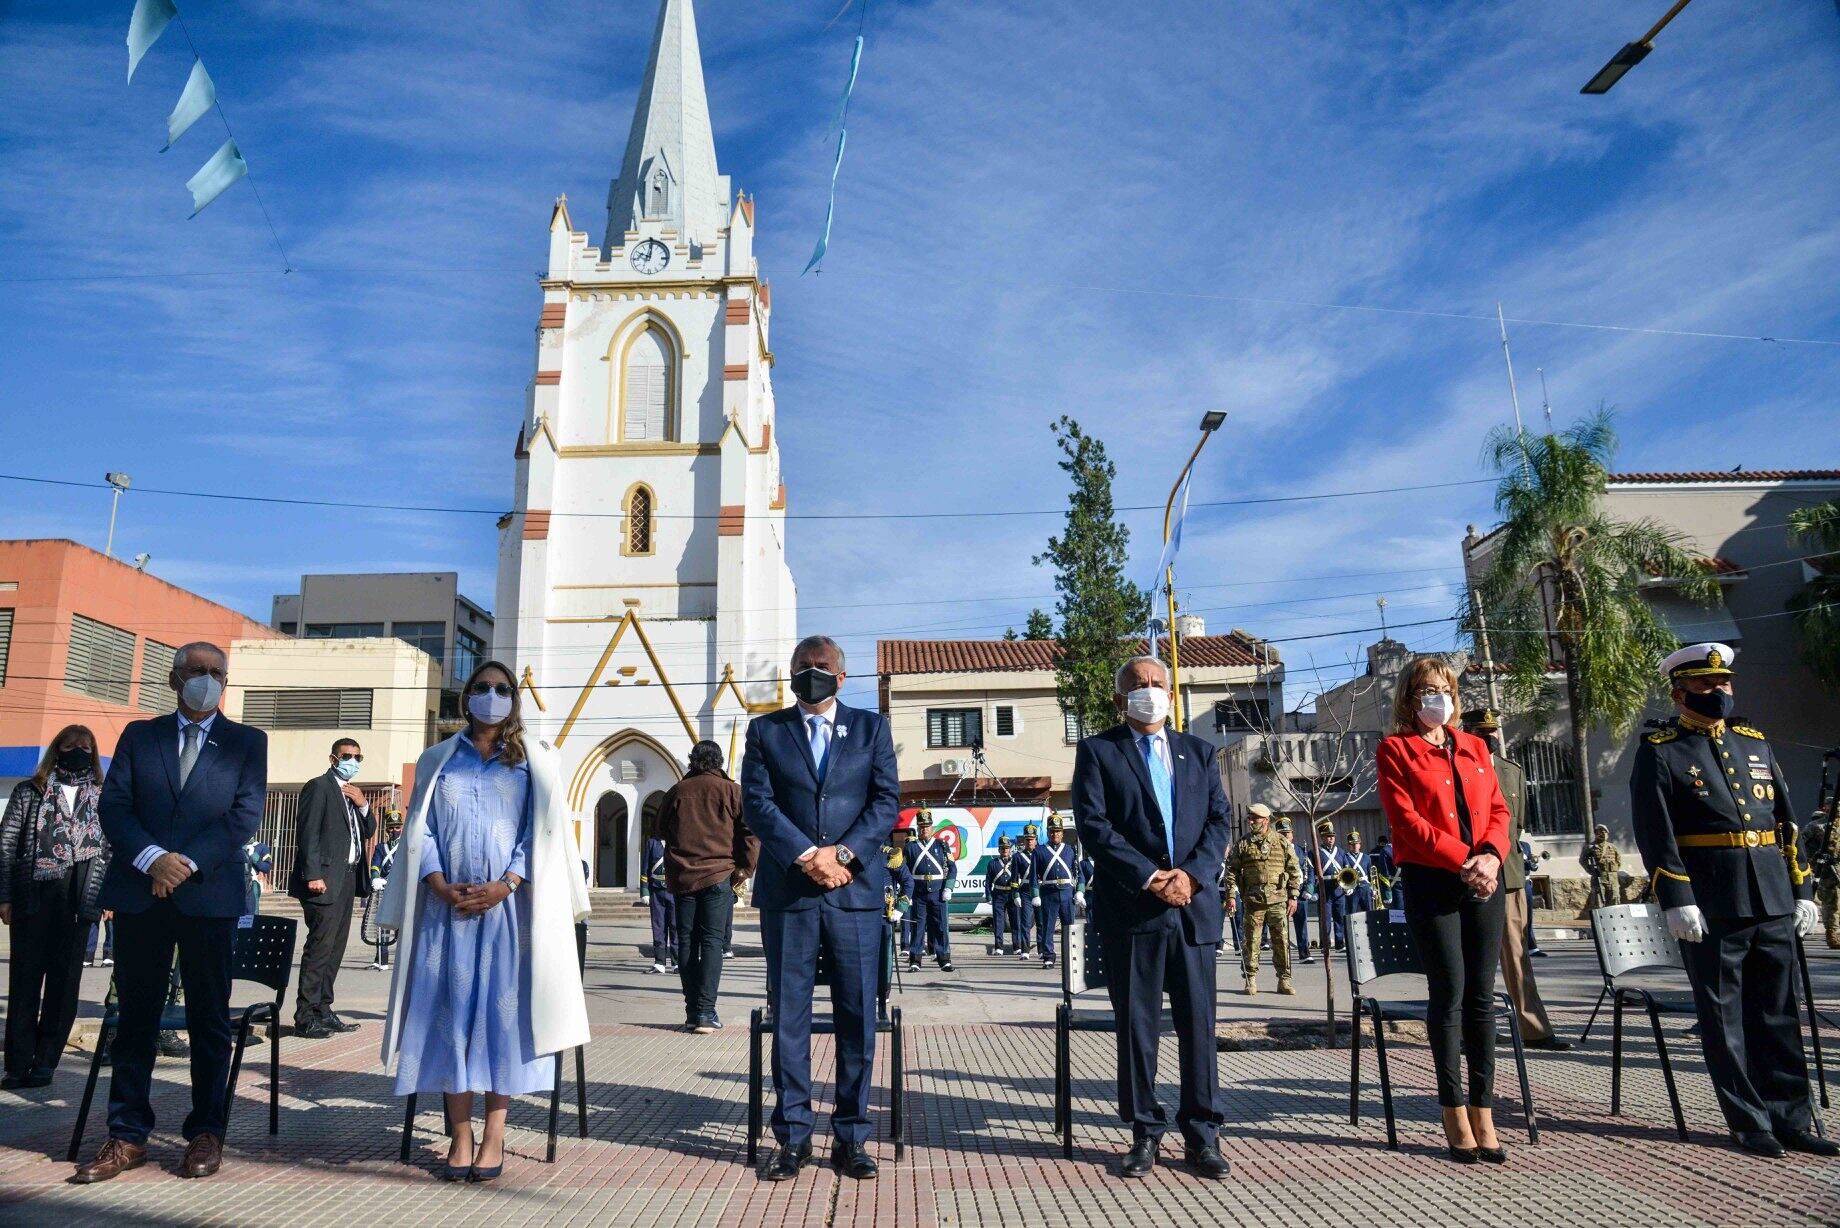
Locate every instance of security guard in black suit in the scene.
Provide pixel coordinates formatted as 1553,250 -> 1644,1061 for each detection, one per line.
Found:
1629,642 -> 1836,1158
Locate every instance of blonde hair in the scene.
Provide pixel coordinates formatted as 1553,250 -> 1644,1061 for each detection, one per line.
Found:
462,659 -> 528,768
1390,655 -> 1461,735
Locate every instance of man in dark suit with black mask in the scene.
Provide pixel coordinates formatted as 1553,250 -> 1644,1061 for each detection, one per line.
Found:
287,737 -> 375,1038
1071,654 -> 1232,1180
741,635 -> 899,1183
76,642 -> 266,1183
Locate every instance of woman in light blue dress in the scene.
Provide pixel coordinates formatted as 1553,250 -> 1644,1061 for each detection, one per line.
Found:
392,661 -> 547,1181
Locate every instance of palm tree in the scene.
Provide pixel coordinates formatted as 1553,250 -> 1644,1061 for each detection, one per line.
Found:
1788,499 -> 1840,690
1471,408 -> 1719,836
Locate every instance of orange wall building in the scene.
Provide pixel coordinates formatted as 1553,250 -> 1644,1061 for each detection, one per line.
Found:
0,539 -> 281,780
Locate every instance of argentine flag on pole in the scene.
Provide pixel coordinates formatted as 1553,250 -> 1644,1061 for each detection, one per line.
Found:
1148,467 -> 1193,642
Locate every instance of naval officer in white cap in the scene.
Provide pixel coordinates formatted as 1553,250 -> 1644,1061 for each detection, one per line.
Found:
1629,642 -> 1834,1158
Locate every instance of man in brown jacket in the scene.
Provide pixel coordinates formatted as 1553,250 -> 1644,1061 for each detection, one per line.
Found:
1463,709 -> 1571,1051
660,740 -> 758,1033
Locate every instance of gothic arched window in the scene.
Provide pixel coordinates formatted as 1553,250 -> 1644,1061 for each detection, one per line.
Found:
621,325 -> 672,442
624,484 -> 655,556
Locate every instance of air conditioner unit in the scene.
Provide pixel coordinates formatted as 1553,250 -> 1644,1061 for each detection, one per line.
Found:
939,758 -> 970,777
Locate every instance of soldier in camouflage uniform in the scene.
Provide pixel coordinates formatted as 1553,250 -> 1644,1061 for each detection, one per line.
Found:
1803,806 -> 1840,949
1584,824 -> 1623,908
1225,803 -> 1301,996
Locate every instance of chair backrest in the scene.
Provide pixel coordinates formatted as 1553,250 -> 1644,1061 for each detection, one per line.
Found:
1345,908 -> 1421,993
233,914 -> 298,998
1589,903 -> 1684,981
1062,917 -> 1108,1001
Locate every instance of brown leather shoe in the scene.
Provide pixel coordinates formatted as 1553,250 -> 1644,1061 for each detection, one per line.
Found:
72,1137 -> 147,1183
179,1133 -> 223,1178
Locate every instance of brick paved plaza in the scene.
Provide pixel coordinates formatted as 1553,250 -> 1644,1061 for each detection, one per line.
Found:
3,910 -> 1838,1227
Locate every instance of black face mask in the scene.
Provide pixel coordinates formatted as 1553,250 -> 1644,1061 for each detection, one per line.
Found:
791,666 -> 839,705
1680,687 -> 1736,721
56,748 -> 91,774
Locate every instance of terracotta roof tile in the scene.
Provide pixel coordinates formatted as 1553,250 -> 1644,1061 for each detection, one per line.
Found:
1611,470 -> 1840,484
877,634 -> 1274,677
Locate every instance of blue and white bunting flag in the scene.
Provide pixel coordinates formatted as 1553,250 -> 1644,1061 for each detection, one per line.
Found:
185,137 -> 246,216
163,59 -> 215,151
127,0 -> 178,83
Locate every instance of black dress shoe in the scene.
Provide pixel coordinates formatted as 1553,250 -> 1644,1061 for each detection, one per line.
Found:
0,1072 -> 26,1091
324,1013 -> 360,1034
1184,1144 -> 1231,1179
1733,1130 -> 1787,1158
22,1067 -> 54,1088
1524,1036 -> 1574,1051
831,1140 -> 878,1179
1120,1137 -> 1159,1178
762,1143 -> 812,1181
295,1016 -> 334,1039
1777,1128 -> 1840,1157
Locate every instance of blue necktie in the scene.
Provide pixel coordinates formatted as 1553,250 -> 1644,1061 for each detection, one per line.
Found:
1139,734 -> 1176,866
808,715 -> 830,781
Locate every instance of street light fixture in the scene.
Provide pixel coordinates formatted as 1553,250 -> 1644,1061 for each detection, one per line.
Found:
104,471 -> 132,558
1581,0 -> 1693,94
1160,412 -> 1228,732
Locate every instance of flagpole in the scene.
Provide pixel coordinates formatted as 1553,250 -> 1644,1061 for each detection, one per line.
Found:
1160,412 -> 1227,731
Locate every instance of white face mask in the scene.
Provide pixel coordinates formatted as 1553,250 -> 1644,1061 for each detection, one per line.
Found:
1417,692 -> 1455,728
180,674 -> 224,712
467,689 -> 514,726
1124,686 -> 1171,725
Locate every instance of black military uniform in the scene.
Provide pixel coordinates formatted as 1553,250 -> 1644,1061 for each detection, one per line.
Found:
1629,642 -> 1829,1155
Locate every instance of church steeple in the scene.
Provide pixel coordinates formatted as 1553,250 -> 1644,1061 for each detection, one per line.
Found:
606,0 -> 729,255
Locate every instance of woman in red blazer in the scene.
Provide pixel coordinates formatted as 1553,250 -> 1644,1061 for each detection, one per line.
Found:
1375,655 -> 1510,1164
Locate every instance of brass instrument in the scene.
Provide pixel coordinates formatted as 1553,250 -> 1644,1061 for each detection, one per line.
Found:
1370,871 -> 1393,906
1336,866 -> 1361,892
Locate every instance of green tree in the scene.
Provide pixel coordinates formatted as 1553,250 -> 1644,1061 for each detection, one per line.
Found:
1034,417 -> 1147,737
1788,499 -> 1840,690
1472,408 -> 1718,835
1024,608 -> 1055,640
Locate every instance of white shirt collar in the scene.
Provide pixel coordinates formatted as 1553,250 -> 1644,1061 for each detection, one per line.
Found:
180,711 -> 217,737
799,702 -> 837,728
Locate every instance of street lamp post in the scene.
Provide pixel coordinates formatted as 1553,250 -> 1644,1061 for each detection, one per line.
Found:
1581,0 -> 1694,94
1161,411 -> 1227,732
103,471 -> 132,558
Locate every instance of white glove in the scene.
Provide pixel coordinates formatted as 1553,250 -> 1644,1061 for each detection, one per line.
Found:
1665,905 -> 1707,944
1795,899 -> 1819,938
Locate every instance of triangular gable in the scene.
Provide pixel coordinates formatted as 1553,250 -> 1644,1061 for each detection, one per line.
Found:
555,608 -> 697,745
713,662 -> 782,715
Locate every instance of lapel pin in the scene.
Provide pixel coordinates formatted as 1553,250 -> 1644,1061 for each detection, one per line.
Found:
837,726 -> 849,739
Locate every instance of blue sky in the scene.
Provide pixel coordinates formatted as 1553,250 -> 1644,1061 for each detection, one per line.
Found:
3,0 -> 1838,712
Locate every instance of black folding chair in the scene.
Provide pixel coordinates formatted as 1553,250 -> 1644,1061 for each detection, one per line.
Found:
1051,915 -> 1115,1158
1345,908 -> 1537,1150
1582,904 -> 1692,1141
746,918 -> 904,1164
398,921 -> 589,1164
69,914 -> 298,1162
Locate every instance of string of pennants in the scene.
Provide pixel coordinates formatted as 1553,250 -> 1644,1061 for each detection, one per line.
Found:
127,0 -> 287,271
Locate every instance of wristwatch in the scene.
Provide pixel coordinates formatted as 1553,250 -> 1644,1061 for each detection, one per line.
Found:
834,846 -> 855,867
500,873 -> 521,893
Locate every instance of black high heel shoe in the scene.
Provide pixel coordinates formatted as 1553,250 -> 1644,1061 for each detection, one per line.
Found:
1476,1144 -> 1507,1164
1445,1144 -> 1480,1164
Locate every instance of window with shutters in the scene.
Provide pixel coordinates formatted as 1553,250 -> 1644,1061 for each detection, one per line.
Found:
623,484 -> 656,556
993,705 -> 1018,737
0,607 -> 11,687
1062,708 -> 1090,745
139,638 -> 178,713
621,326 -> 672,442
242,688 -> 374,731
65,613 -> 136,705
926,708 -> 982,749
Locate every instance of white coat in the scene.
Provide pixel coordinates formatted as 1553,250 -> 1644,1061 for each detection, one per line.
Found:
376,733 -> 591,1072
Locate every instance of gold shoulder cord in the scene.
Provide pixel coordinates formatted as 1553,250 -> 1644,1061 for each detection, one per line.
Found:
1646,729 -> 1678,745
1780,818 -> 1811,887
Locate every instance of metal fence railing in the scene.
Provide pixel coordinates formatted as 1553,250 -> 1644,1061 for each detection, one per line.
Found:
259,783 -> 397,889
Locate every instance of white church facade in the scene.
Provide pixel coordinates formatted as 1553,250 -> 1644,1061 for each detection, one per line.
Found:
495,0 -> 797,888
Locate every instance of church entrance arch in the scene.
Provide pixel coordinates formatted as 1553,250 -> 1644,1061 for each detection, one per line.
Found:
594,791 -> 630,887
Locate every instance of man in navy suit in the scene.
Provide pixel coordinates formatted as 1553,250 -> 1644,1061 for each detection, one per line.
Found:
74,642 -> 266,1184
1071,655 -> 1232,1180
742,635 -> 898,1182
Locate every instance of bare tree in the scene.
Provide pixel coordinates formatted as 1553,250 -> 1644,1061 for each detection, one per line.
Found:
1221,652 -> 1382,1036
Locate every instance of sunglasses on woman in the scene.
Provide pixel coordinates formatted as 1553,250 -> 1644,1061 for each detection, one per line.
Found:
468,682 -> 514,698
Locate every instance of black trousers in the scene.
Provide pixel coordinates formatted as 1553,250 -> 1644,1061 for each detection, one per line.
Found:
675,883 -> 734,1020
1400,863 -> 1506,1108
1682,912 -> 1812,1135
4,871 -> 90,1074
108,900 -> 236,1143
1097,918 -> 1223,1149
296,864 -> 358,1023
